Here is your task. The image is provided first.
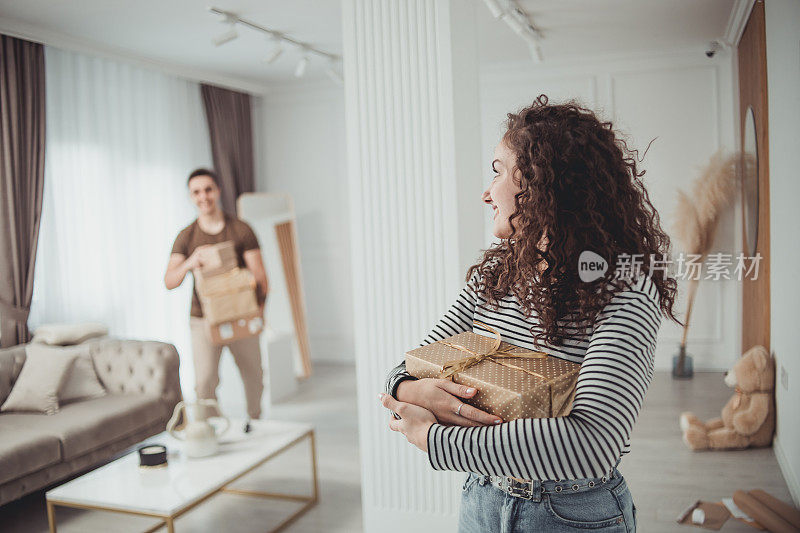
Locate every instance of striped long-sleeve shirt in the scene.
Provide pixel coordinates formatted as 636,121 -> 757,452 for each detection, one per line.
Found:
385,270 -> 661,481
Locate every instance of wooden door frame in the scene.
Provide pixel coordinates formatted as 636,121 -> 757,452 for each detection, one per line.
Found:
737,0 -> 770,351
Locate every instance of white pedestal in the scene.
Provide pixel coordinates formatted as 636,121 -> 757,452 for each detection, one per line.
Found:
262,330 -> 298,406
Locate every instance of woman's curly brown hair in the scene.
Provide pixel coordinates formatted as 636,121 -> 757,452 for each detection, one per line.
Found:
467,94 -> 680,348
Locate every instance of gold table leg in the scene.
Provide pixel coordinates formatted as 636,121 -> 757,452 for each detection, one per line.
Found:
46,500 -> 56,533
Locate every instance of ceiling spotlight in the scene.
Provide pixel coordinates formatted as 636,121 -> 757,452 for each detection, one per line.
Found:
325,60 -> 343,86
504,12 -> 526,35
264,36 -> 283,64
520,27 -> 543,62
294,54 -> 309,78
213,15 -> 238,47
528,42 -> 543,63
483,0 -> 505,18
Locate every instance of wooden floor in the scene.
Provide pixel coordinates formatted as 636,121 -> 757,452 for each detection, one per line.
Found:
0,364 -> 793,532
625,371 -> 794,532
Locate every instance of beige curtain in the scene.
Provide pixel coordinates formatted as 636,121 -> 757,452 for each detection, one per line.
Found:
200,84 -> 255,215
0,35 -> 46,347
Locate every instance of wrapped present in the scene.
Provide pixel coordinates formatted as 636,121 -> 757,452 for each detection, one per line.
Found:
197,268 -> 259,324
405,321 -> 580,421
192,244 -> 262,345
197,241 -> 238,277
207,312 -> 264,345
195,267 -> 255,296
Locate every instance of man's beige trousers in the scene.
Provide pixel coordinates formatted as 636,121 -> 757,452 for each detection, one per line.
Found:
189,317 -> 264,419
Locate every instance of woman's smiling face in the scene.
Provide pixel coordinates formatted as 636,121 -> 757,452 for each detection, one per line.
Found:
483,139 -> 524,239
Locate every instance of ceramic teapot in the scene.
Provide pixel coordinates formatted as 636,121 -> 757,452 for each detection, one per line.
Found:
166,399 -> 230,458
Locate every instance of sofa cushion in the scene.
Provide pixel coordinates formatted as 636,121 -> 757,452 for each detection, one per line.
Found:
1,347 -> 78,415
0,429 -> 61,485
0,394 -> 163,460
22,344 -> 107,403
32,322 -> 109,346
0,345 -> 26,406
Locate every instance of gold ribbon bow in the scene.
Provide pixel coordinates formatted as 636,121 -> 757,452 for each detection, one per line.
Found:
437,321 -> 549,380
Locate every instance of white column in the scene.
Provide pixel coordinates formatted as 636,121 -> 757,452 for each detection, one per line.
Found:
342,1 -> 482,531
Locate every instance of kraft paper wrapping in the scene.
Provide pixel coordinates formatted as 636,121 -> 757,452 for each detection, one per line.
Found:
197,241 -> 237,277
196,268 -> 259,324
405,327 -> 580,421
200,289 -> 258,324
195,267 -> 255,296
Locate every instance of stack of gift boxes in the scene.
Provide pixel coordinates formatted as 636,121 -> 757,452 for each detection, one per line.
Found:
194,241 -> 264,345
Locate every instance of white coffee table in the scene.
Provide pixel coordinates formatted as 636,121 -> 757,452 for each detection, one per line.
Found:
45,420 -> 317,533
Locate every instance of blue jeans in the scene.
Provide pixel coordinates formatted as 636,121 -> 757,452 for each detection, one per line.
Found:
458,466 -> 636,532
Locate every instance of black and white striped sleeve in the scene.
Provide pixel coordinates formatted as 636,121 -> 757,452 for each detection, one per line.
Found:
425,275 -> 662,480
384,271 -> 479,398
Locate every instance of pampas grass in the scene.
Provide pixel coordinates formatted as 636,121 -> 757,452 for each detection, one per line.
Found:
674,150 -> 740,349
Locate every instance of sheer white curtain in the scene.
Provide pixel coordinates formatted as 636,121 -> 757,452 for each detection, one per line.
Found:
30,47 -> 212,398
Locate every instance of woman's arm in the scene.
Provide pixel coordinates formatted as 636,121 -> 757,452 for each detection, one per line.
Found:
425,275 -> 662,480
383,270 -> 502,426
384,270 -> 479,399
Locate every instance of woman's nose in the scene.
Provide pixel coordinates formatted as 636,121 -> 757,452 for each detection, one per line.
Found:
482,188 -> 491,203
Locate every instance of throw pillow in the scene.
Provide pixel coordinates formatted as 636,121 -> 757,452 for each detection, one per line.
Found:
0,347 -> 78,414
31,344 -> 107,403
32,322 -> 109,346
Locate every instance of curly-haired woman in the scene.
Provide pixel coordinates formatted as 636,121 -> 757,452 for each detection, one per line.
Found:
379,94 -> 680,532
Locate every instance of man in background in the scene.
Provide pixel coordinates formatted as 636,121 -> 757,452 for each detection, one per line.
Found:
164,168 -> 268,419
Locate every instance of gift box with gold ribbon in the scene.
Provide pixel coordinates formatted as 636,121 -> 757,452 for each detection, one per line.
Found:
405,321 -> 581,421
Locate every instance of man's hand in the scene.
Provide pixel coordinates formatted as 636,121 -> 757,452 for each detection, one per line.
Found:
396,378 -> 502,427
379,393 -> 436,452
243,249 -> 269,310
185,245 -> 212,270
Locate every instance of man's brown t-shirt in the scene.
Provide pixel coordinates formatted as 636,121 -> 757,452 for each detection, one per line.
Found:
171,213 -> 260,318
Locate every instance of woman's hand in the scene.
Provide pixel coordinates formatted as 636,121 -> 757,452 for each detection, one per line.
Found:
379,393 -> 436,452
396,378 -> 502,427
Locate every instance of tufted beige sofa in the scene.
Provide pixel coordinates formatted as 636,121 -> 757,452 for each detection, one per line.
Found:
0,338 -> 181,506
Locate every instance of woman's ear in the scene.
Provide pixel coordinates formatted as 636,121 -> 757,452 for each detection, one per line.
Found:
536,229 -> 549,253
511,166 -> 525,190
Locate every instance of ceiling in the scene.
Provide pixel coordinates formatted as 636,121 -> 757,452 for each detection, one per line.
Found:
0,0 -> 736,92
476,0 -> 738,64
0,0 -> 344,90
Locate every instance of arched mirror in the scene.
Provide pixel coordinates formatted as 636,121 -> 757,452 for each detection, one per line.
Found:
742,106 -> 759,256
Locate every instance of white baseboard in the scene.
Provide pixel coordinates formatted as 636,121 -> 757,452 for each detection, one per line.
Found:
774,435 -> 800,506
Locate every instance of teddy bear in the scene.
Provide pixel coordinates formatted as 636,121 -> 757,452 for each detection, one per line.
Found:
679,345 -> 775,451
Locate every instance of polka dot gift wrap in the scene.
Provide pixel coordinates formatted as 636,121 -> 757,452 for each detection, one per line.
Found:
405,331 -> 580,421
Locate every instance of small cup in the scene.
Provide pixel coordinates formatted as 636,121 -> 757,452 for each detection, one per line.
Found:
138,444 -> 168,468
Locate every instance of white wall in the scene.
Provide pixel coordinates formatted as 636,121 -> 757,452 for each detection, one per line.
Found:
253,83 -> 355,363
765,0 -> 800,506
479,48 -> 740,372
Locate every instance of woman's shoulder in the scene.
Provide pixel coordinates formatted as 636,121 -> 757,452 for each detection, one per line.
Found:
603,269 -> 662,309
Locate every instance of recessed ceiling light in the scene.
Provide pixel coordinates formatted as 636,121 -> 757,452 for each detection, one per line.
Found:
295,55 -> 309,78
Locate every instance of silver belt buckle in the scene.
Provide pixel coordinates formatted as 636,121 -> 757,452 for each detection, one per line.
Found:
504,477 -> 534,500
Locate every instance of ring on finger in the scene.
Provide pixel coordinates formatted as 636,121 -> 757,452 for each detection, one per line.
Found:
456,402 -> 464,416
